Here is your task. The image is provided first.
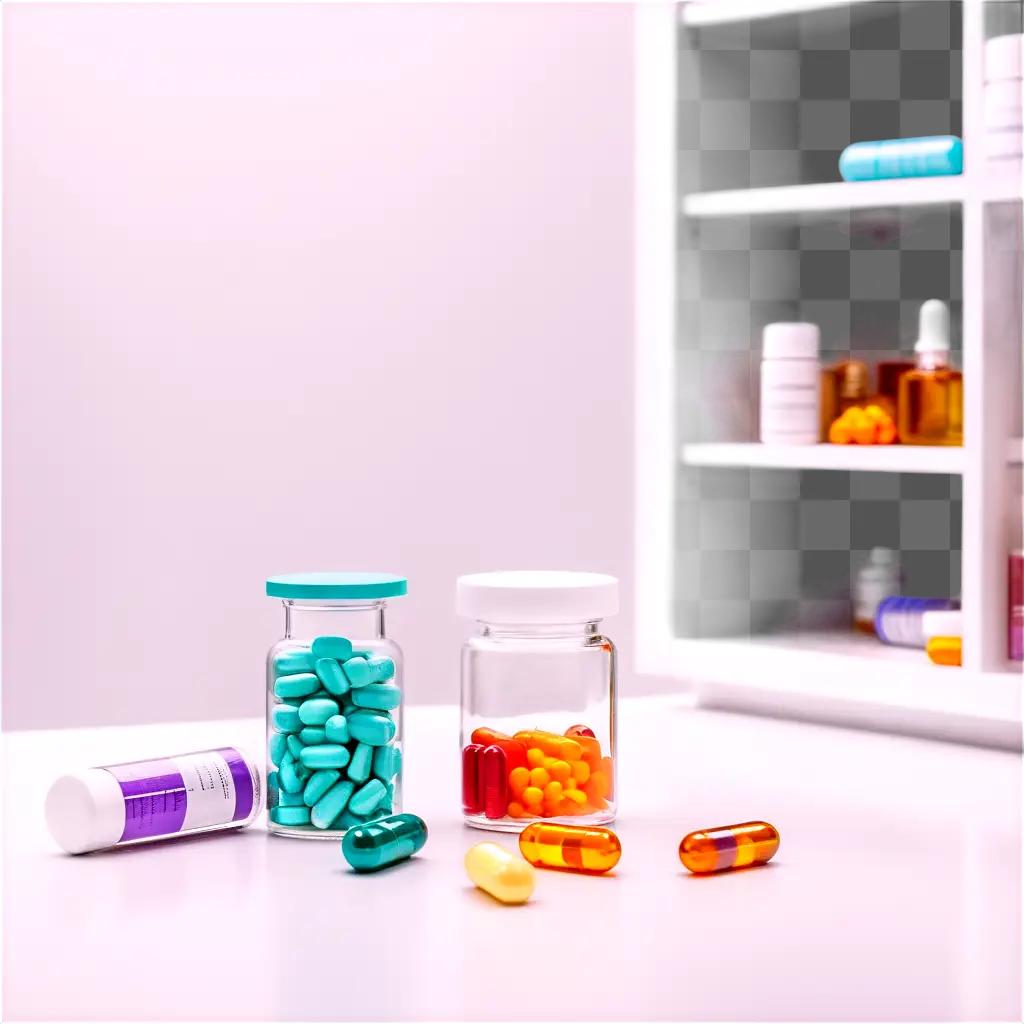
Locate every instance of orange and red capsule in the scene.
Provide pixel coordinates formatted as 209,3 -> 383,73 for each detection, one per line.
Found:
678,821 -> 780,874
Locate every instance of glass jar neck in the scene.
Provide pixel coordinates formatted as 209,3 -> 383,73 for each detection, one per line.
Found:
283,600 -> 386,641
478,620 -> 600,641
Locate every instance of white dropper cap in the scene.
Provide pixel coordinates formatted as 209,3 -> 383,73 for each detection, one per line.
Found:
914,299 -> 950,355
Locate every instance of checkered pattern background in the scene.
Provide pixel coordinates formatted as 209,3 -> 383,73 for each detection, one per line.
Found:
674,0 -> 989,638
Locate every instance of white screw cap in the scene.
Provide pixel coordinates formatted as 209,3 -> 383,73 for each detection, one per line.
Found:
456,570 -> 619,624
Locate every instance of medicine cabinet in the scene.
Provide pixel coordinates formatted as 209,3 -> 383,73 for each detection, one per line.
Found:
636,0 -> 1023,747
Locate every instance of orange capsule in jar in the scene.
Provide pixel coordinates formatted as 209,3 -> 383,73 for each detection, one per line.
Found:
678,821 -> 780,874
519,822 -> 621,874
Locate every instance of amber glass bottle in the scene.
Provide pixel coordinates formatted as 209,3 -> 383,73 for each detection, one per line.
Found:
898,300 -> 963,446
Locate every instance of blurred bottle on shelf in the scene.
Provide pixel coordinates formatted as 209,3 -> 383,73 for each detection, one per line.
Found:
923,610 -> 962,667
853,548 -> 900,635
1010,550 -> 1024,662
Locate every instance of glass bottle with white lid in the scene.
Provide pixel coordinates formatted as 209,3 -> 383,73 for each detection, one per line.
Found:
265,572 -> 406,838
457,570 -> 618,832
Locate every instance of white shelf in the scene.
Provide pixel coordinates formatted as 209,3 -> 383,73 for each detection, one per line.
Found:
1009,438 -> 1023,466
680,442 -> 965,474
681,0 -> 883,28
669,632 -> 1022,749
683,177 -> 966,220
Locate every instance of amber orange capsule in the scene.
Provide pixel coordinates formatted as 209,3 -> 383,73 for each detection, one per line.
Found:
678,821 -> 779,874
519,822 -> 621,874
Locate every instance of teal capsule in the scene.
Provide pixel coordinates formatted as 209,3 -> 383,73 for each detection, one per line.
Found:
272,704 -> 301,734
312,780 -> 355,829
343,656 -> 395,688
286,734 -> 304,760
278,788 -> 306,807
311,636 -> 354,661
373,745 -> 401,782
315,658 -> 350,697
348,709 -> 396,746
298,697 -> 340,726
349,779 -> 386,817
273,649 -> 315,676
273,672 -> 320,699
271,805 -> 311,827
279,758 -> 304,794
324,714 -> 349,744
352,685 -> 401,711
300,744 -> 351,770
299,726 -> 327,745
341,813 -> 427,872
348,742 -> 374,784
336,808 -> 370,830
269,732 -> 288,765
303,769 -> 341,807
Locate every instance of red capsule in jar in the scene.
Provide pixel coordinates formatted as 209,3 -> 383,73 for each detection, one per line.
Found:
565,724 -> 596,739
480,744 -> 509,819
462,743 -> 484,814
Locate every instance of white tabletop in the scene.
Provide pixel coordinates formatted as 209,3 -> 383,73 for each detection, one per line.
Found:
3,699 -> 1021,1022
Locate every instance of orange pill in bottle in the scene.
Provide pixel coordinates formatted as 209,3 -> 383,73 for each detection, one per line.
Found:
519,822 -> 621,874
678,821 -> 780,874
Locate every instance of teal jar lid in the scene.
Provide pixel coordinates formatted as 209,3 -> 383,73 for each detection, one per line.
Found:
266,572 -> 408,600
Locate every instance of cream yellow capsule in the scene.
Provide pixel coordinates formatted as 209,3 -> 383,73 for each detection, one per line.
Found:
464,842 -> 535,904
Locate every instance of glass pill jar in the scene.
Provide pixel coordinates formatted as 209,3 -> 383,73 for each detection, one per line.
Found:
457,570 -> 618,832
265,572 -> 406,838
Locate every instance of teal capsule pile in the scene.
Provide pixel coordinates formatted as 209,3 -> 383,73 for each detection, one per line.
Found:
267,635 -> 402,832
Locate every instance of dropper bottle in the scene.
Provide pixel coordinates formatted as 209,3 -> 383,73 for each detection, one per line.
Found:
897,299 -> 963,446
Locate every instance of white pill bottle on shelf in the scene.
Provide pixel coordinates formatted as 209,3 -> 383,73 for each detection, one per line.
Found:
759,322 -> 821,445
45,747 -> 261,854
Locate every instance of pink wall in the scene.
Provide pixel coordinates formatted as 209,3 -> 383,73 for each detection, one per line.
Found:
2,3 -> 636,728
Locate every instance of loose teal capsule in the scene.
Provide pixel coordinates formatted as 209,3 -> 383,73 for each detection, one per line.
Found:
279,759 -> 304,794
373,745 -> 401,782
312,780 -> 354,829
271,805 -> 311,827
300,744 -> 351,770
272,704 -> 301,734
348,709 -> 396,746
286,734 -> 304,760
269,733 -> 288,765
344,656 -> 395,687
315,658 -> 350,696
311,636 -> 354,661
273,672 -> 320,699
349,779 -> 386,817
348,742 -> 374,784
352,685 -> 401,711
324,714 -> 349,744
298,697 -> 340,726
303,769 -> 341,807
341,813 -> 427,872
273,649 -> 315,676
299,726 -> 327,745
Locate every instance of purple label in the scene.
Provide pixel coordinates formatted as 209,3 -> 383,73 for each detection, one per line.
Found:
106,748 -> 254,843
218,747 -> 255,822
109,758 -> 188,842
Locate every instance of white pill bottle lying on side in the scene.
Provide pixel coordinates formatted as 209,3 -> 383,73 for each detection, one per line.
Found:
45,747 -> 262,854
